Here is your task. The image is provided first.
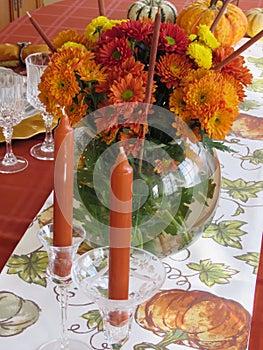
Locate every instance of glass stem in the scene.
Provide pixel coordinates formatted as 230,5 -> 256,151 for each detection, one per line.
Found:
2,127 -> 17,166
58,284 -> 70,350
42,112 -> 54,149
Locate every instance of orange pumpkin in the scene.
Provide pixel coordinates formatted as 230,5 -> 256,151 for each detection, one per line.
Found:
176,0 -> 248,47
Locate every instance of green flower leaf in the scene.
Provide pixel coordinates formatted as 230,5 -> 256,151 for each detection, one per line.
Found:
242,149 -> 263,165
235,252 -> 259,275
203,220 -> 247,249
222,178 -> 263,202
187,259 -> 238,287
81,309 -> 103,331
6,251 -> 48,287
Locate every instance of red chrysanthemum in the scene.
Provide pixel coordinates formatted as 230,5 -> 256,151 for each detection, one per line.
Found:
100,20 -> 153,43
96,37 -> 132,67
158,23 -> 190,54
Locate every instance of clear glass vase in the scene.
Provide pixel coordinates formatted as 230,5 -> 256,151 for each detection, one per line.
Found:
74,103 -> 221,258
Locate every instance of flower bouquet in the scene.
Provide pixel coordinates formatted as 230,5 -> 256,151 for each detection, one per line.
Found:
38,15 -> 253,256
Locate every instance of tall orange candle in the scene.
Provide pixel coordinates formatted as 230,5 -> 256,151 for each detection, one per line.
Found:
26,11 -> 56,53
53,113 -> 74,248
108,147 -> 133,300
98,0 -> 105,16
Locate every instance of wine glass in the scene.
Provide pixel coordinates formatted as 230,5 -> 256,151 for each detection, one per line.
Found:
25,52 -> 54,161
38,223 -> 90,350
0,69 -> 28,174
71,246 -> 166,349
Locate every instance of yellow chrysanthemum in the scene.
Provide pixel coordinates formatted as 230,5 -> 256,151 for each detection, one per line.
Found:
61,42 -> 88,51
187,42 -> 213,69
196,24 -> 220,50
85,16 -> 125,42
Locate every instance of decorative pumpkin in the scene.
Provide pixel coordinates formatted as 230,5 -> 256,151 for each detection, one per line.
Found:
127,0 -> 177,23
176,0 -> 248,47
135,289 -> 251,349
246,8 -> 263,38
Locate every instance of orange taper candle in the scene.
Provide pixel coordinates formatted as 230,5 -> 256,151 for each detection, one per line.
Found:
26,11 -> 56,53
53,113 -> 74,248
108,147 -> 133,300
98,0 -> 105,16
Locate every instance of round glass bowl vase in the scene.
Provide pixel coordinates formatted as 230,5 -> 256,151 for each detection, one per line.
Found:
74,104 -> 221,258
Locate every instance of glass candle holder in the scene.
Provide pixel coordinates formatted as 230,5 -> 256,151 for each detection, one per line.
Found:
71,246 -> 166,349
38,223 -> 90,350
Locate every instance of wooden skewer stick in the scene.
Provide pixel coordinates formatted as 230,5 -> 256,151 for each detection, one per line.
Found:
26,11 -> 56,53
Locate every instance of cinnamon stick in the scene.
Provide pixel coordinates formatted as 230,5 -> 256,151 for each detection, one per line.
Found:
210,0 -> 231,33
214,29 -> 263,71
26,11 -> 56,53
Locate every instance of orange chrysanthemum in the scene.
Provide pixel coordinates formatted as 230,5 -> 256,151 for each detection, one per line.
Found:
53,29 -> 93,50
205,108 -> 237,140
78,59 -> 107,84
156,53 -> 193,88
118,123 -> 146,157
94,106 -> 119,135
154,158 -> 179,175
183,73 -> 224,120
169,88 -> 192,124
65,94 -> 89,125
108,73 -> 146,104
48,67 -> 80,106
213,46 -> 253,86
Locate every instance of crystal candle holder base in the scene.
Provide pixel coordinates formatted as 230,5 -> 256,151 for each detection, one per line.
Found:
38,223 -> 91,350
72,246 -> 166,349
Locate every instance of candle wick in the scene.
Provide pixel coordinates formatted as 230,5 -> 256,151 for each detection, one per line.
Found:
119,146 -> 125,155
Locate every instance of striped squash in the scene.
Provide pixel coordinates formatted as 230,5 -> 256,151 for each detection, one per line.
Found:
246,8 -> 263,38
127,0 -> 177,23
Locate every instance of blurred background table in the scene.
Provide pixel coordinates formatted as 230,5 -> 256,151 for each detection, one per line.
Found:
0,0 -> 262,349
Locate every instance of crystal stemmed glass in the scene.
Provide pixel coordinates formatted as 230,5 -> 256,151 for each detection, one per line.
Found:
25,52 -> 54,160
38,223 -> 90,350
71,246 -> 166,349
0,69 -> 28,174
